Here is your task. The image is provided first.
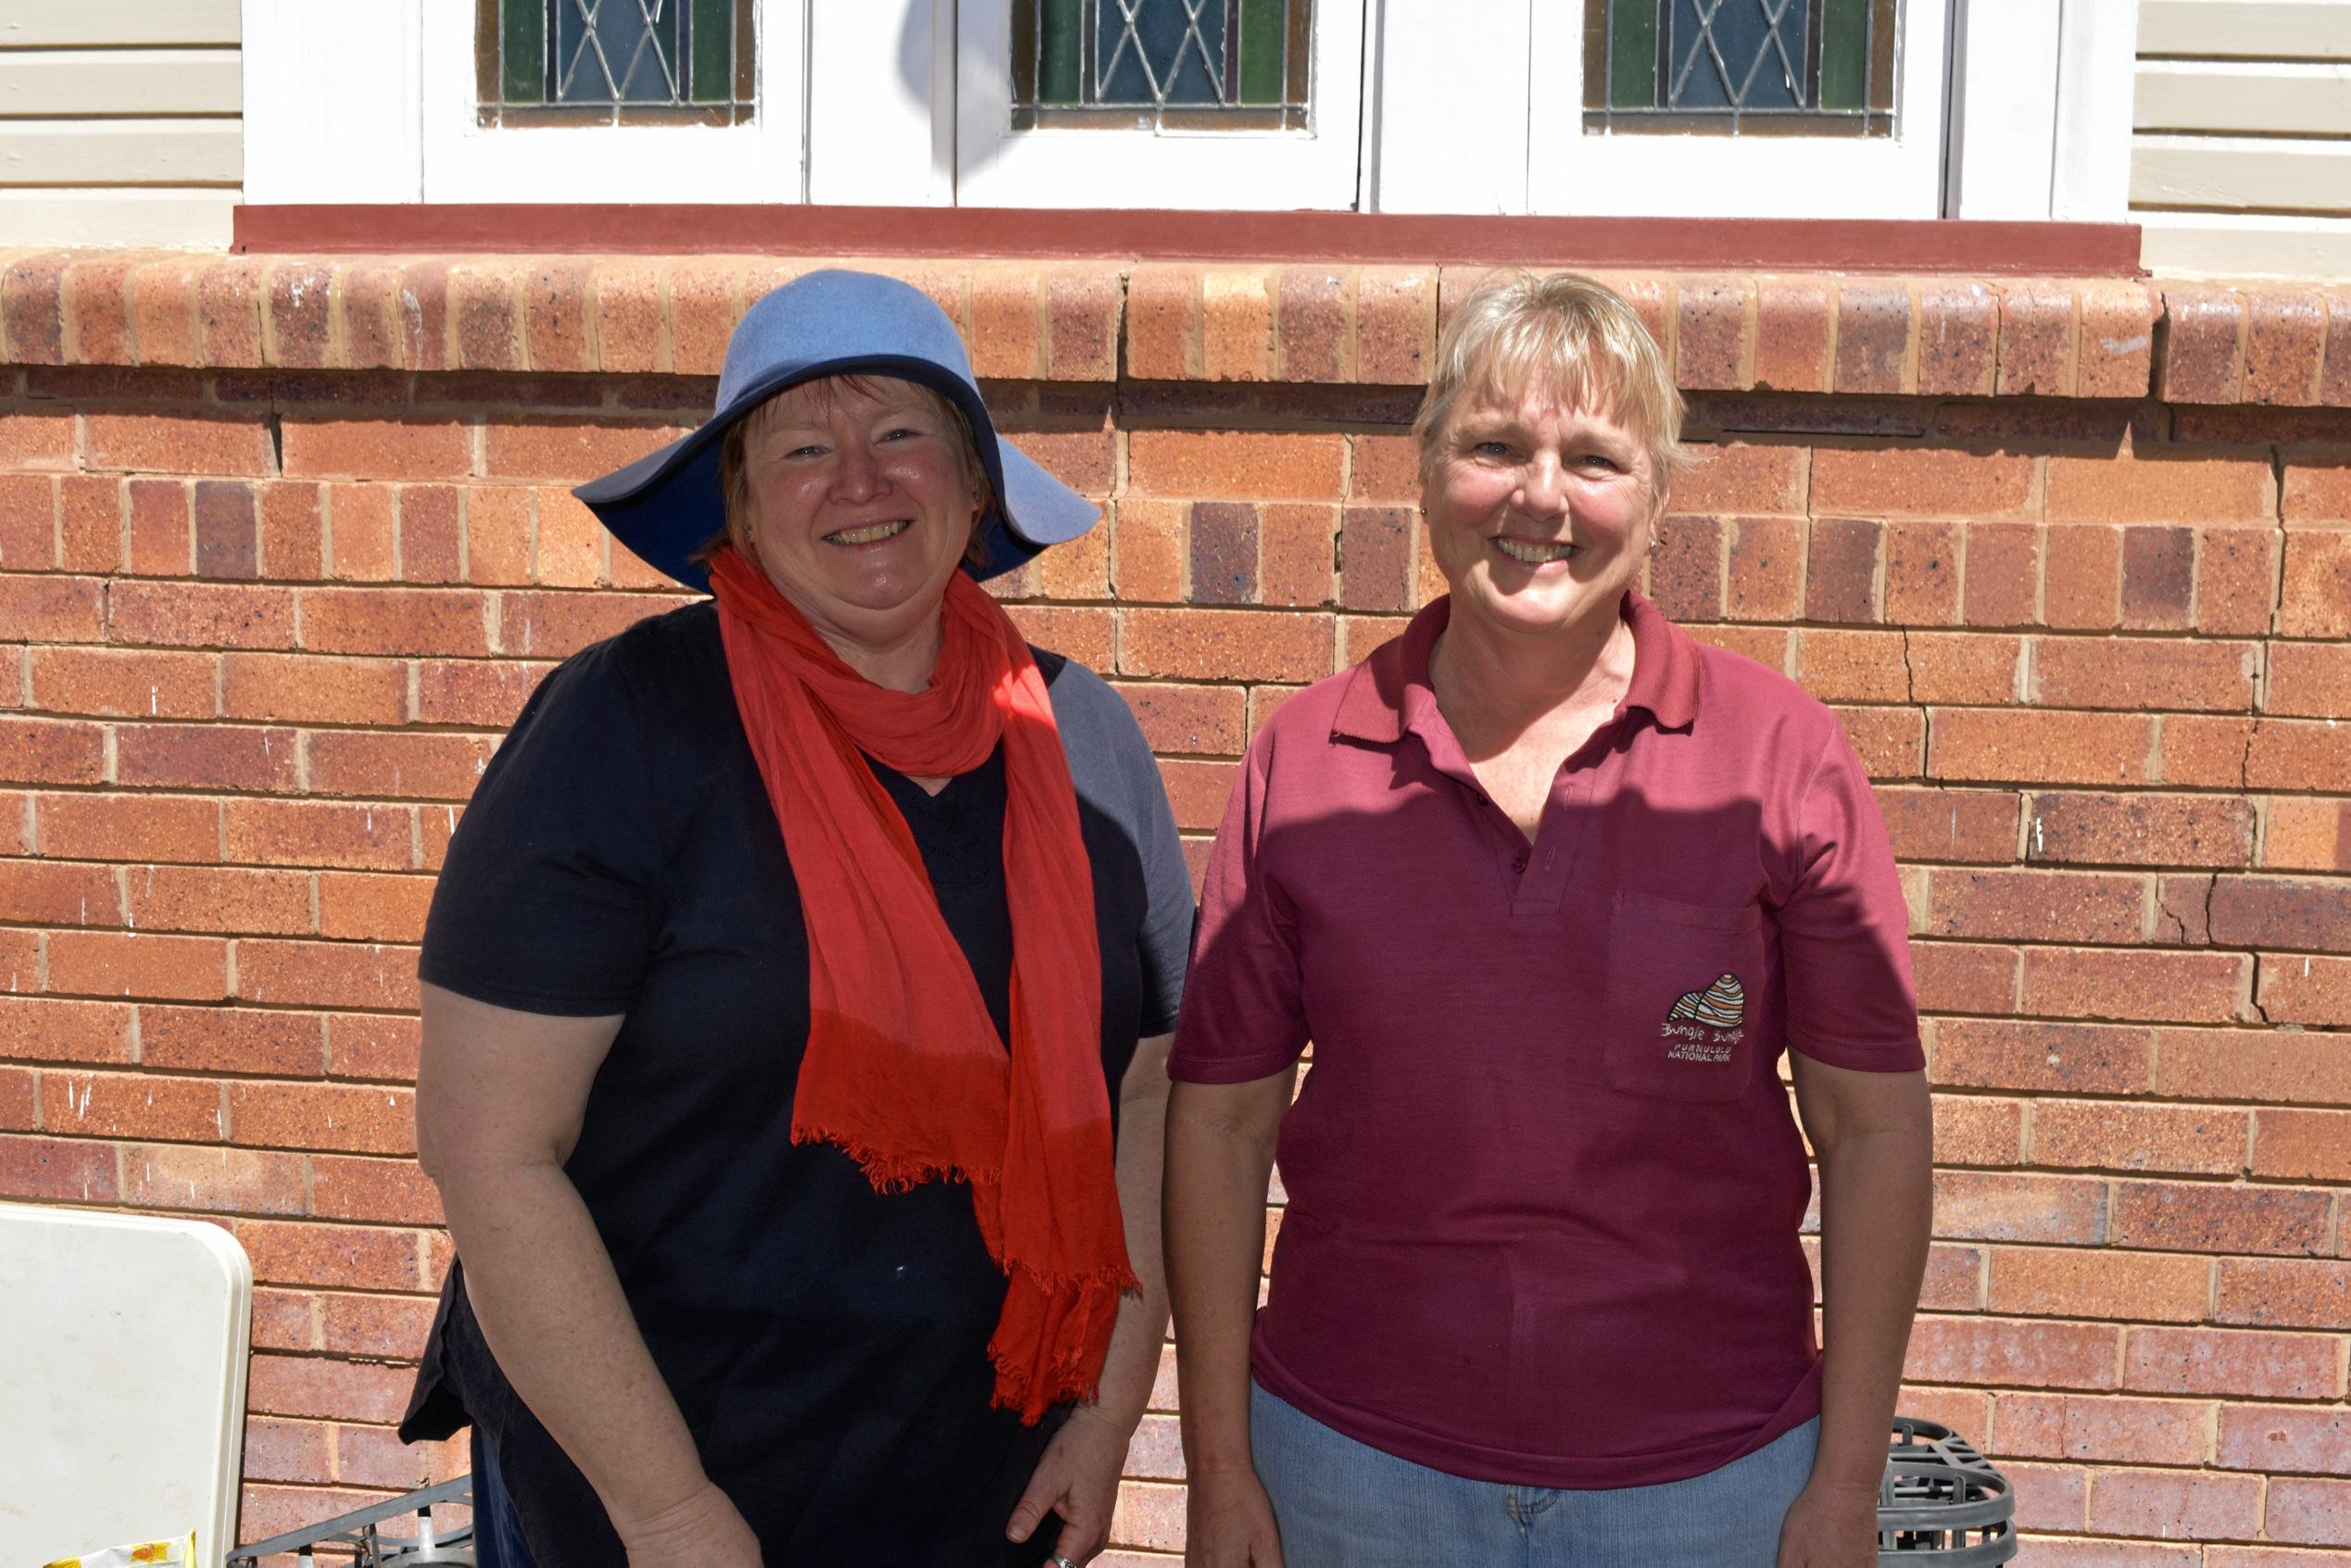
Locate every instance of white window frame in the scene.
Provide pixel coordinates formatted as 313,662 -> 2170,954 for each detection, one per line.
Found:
953,0 -> 1368,209
418,0 -> 806,202
1517,0 -> 1955,220
1946,0 -> 2137,220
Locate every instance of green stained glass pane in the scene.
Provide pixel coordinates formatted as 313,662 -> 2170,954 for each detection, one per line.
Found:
1238,0 -> 1285,105
502,0 -> 544,103
1819,0 -> 1867,111
1607,0 -> 1656,110
688,0 -> 729,102
1038,0 -> 1082,105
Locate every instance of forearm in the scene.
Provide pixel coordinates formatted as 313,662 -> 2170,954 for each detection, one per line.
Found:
1163,1080 -> 1283,1478
1812,1123 -> 1932,1488
439,1158 -> 711,1529
1090,1068 -> 1174,1432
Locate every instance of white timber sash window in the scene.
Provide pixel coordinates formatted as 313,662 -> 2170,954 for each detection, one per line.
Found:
954,0 -> 1369,209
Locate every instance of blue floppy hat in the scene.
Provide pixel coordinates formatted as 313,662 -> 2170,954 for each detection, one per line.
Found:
574,269 -> 1099,590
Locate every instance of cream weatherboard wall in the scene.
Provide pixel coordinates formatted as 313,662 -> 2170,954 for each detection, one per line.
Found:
2134,0 -> 2351,275
0,0 -> 243,246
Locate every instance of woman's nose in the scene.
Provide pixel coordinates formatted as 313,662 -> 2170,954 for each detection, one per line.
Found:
829,440 -> 888,500
1515,455 -> 1568,518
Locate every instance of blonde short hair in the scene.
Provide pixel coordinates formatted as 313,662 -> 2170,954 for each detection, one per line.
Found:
1412,272 -> 1687,497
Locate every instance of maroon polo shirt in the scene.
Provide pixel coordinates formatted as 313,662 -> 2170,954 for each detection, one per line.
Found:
1170,590 -> 1922,1489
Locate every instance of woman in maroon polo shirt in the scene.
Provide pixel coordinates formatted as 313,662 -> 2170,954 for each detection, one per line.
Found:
1164,272 -> 1933,1568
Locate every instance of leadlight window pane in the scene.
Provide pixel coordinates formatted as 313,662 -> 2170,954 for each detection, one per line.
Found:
1010,0 -> 1312,132
1583,0 -> 1896,137
476,0 -> 756,127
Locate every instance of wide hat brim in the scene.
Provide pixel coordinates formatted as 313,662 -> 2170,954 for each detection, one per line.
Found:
573,275 -> 1098,591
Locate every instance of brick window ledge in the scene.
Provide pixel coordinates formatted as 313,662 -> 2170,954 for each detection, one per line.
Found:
0,248 -> 2340,408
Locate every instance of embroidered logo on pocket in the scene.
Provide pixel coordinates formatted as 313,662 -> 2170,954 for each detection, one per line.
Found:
1662,972 -> 1745,1062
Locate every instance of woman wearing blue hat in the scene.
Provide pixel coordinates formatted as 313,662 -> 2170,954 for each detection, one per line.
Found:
397,270 -> 1194,1567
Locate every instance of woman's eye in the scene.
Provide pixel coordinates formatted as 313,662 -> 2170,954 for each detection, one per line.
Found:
1472,440 -> 1513,458
1578,454 -> 1622,471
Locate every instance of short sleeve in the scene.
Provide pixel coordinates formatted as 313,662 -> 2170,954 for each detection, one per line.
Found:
1133,751 -> 1195,1039
1167,731 -> 1310,1084
1778,727 -> 1923,1072
418,643 -> 663,1017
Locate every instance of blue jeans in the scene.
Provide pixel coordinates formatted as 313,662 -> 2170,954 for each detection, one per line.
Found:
1251,1385 -> 1820,1568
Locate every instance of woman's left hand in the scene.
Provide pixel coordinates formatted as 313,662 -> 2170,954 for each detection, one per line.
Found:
1007,1404 -> 1133,1565
1776,1478 -> 1881,1567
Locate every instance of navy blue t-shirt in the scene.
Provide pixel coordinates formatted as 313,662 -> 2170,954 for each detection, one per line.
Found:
400,601 -> 1192,1565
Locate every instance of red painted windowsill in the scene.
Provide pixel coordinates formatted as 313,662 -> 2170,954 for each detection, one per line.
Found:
232,205 -> 2144,277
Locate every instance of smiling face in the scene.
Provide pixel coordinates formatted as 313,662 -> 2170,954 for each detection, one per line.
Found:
735,374 -> 986,667
1422,381 -> 1663,647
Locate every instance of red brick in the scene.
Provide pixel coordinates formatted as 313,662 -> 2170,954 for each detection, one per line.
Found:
115,721 -> 300,792
2161,283 -> 2247,404
530,484 -> 605,587
326,1012 -> 421,1081
140,1004 -> 323,1076
481,420 -> 680,483
2280,530 -> 2351,639
0,859 -> 121,928
121,1141 -> 306,1216
123,864 -> 310,936
1126,431 -> 1345,501
1723,515 -> 1804,621
0,472 -> 55,569
2249,1108 -> 2351,1184
2046,451 -> 2274,524
2214,1404 -> 2350,1475
2259,953 -> 2351,1027
2026,792 -> 2254,869
42,1068 -> 221,1140
1997,280 -> 2076,396
282,417 -> 471,482
2034,1097 -> 2249,1175
1930,709 -> 2153,786
2158,715 -> 2257,788
1963,521 -> 2041,628
1834,280 -> 1911,395
57,473 -> 122,573
37,791 -> 220,863
2196,524 -> 2280,636
82,409 -> 270,477
1931,1171 -> 2106,1245
497,589 -> 674,659
1985,1246 -> 2212,1323
2267,641 -> 2349,719
1753,275 -> 1833,393
2087,1468 -> 2261,1541
2121,524 -> 2198,630
1353,266 -> 1434,385
1928,868 -> 2145,945
1678,443 -> 1805,514
1905,1315 -> 2119,1389
2079,279 -> 2159,400
0,715 -> 103,784
315,871 -> 433,945
310,1154 -> 442,1226
2247,718 -> 2351,790
2154,1025 -> 2351,1107
1911,940 -> 2018,1014
1810,447 -> 2035,520
2043,524 -> 2120,630
2245,285 -> 2327,405
1932,1094 -> 2025,1165
2111,1179 -> 2333,1256
194,254 -> 268,368
0,928 -> 33,993
413,659 -> 547,727
2031,638 -> 2257,712
236,1483 -> 405,1546
1124,265 -> 1198,381
397,484 -> 464,585
323,483 -> 396,583
307,732 -> 494,803
228,1080 -> 415,1157
1989,1460 -> 2087,1531
0,995 -> 132,1063
1676,275 -> 1749,391
1905,633 -> 2020,705
2264,1477 -> 2351,1548
258,480 -> 325,580
2215,1258 -> 2351,1328
1933,1019 -> 2150,1095
243,1414 -> 333,1485
1884,518 -> 1964,624
236,938 -> 420,1012
0,1134 -> 119,1202
1833,705 -> 1923,777
1793,629 -> 1904,704
1877,787 -> 2018,864
1995,1392 -> 2213,1466
122,254 -> 203,367
1186,500 -> 1258,607
107,580 -> 295,650
2123,1325 -> 2342,1399
2207,877 -> 2351,954
47,930 -> 230,1002
1113,683 -> 1247,757
1118,608 -> 1332,684
247,1286 -> 317,1352
2262,797 -> 2351,874
1259,502 -> 1338,608
218,656 -> 399,730
224,798 -> 412,871
29,646 -> 217,720
301,586 -> 489,658
245,1349 -> 419,1422
0,1065 -> 29,1130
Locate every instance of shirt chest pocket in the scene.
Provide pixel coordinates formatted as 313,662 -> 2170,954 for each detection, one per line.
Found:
1603,891 -> 1767,1102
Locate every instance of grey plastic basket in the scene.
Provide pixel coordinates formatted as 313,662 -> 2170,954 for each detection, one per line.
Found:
1879,1416 -> 2018,1562
228,1476 -> 475,1566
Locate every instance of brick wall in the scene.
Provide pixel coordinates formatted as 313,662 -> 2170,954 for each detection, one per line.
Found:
2,250 -> 2347,1564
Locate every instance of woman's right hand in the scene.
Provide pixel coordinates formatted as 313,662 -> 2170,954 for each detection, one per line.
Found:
1185,1467 -> 1285,1567
614,1478 -> 763,1567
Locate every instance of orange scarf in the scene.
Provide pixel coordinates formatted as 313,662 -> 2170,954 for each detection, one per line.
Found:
706,546 -> 1133,1423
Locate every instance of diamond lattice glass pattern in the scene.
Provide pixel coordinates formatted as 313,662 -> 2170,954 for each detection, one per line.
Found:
477,0 -> 754,127
1011,0 -> 1310,132
1582,0 -> 1894,137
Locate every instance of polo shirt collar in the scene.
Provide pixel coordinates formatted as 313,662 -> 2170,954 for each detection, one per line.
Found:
1329,589 -> 1702,746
